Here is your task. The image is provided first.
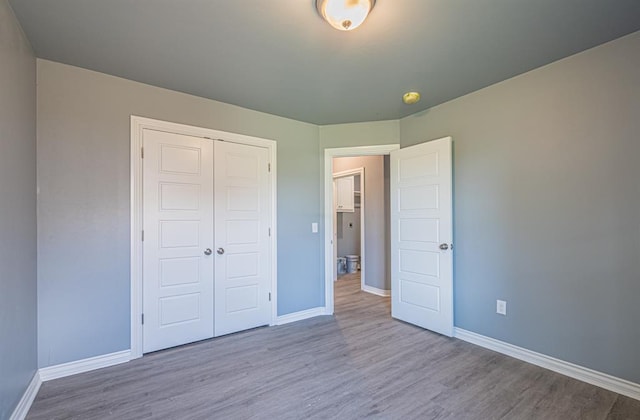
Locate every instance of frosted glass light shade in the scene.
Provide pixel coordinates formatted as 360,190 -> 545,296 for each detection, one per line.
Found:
316,0 -> 376,31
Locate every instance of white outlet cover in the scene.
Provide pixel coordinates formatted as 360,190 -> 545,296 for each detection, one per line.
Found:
497,300 -> 507,315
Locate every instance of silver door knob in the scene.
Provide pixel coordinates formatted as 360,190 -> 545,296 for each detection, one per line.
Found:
439,243 -> 449,250
217,248 -> 225,255
204,248 -> 212,255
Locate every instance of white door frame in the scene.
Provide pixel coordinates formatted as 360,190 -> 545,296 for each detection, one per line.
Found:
324,144 -> 399,315
333,168 -> 365,290
130,115 -> 278,359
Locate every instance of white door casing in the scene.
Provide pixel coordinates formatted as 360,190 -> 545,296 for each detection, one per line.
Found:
390,137 -> 453,336
142,129 -> 215,353
214,140 -> 272,336
323,145 -> 399,315
332,180 -> 338,281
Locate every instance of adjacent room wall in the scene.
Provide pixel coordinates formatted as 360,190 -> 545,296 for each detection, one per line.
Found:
0,1 -> 37,418
333,156 -> 390,291
400,31 -> 640,383
36,59 -> 322,367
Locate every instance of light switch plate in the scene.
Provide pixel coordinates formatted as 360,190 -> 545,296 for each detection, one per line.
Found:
311,222 -> 318,233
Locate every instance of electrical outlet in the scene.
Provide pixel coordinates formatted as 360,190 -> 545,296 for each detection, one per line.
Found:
496,300 -> 507,316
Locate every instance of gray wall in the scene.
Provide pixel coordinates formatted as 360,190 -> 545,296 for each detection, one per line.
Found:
0,1 -> 37,418
400,31 -> 640,383
334,157 -> 390,291
36,59 -> 322,367
320,120 -> 400,149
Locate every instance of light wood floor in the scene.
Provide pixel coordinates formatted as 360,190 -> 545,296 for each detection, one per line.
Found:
28,275 -> 639,419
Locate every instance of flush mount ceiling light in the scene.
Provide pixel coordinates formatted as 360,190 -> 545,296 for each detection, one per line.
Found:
402,91 -> 421,105
316,0 -> 376,31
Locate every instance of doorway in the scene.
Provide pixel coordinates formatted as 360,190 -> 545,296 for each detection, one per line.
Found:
333,156 -> 394,302
333,167 -> 364,289
324,145 -> 399,315
130,116 -> 278,358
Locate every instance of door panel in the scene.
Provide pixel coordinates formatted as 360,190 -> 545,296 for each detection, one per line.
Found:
390,137 -> 453,336
142,129 -> 214,353
214,141 -> 271,336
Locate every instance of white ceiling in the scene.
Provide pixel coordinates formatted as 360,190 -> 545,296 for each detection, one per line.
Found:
9,0 -> 640,125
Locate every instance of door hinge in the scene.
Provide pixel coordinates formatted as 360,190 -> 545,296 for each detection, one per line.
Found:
141,147 -> 144,158
141,313 -> 144,325
268,292 -> 271,302
141,230 -> 144,241
268,227 -> 271,237
268,163 -> 271,172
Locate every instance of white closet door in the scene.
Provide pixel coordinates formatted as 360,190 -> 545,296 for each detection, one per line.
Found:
142,129 -> 214,353
214,140 -> 272,336
390,137 -> 453,336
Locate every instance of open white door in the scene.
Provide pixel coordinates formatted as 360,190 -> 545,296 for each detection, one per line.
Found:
142,129 -> 214,353
214,140 -> 272,336
390,137 -> 453,336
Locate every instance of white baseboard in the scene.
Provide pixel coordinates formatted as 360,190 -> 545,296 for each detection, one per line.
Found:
10,371 -> 42,420
276,307 -> 327,325
39,350 -> 131,382
362,285 -> 391,297
454,327 -> 640,401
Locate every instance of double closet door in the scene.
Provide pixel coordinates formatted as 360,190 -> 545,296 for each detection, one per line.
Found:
142,129 -> 272,353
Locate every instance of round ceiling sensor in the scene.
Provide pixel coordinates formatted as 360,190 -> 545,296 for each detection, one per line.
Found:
403,92 -> 421,105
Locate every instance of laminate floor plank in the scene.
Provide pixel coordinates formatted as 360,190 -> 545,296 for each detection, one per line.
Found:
27,274 -> 639,419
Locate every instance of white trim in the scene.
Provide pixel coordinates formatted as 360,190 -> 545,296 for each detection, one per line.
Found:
275,307 -> 327,325
268,147 -> 278,329
362,285 -> 391,297
39,350 -> 131,382
333,167 -> 365,291
454,328 -> 640,401
130,117 -> 143,359
9,371 -> 41,420
130,116 -> 278,358
324,144 -> 399,315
